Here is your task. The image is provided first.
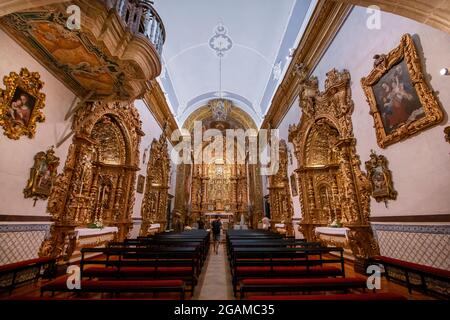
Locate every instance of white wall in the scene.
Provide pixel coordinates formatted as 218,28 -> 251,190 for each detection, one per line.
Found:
0,29 -> 75,217
274,6 -> 450,219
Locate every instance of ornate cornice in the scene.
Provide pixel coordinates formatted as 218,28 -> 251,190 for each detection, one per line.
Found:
261,0 -> 352,129
143,80 -> 179,144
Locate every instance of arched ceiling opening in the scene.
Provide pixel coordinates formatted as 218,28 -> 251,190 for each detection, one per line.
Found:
182,104 -> 257,132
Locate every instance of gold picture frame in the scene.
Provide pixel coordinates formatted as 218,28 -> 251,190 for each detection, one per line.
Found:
361,34 -> 443,148
365,150 -> 397,204
445,126 -> 450,144
24,147 -> 60,204
0,68 -> 46,139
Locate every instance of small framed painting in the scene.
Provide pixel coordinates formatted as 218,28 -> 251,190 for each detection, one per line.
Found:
0,68 -> 46,139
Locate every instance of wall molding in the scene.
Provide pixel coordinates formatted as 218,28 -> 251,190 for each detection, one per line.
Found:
143,80 -> 179,145
0,223 -> 51,233
261,0 -> 353,129
370,214 -> 450,223
0,214 -> 53,222
371,223 -> 450,235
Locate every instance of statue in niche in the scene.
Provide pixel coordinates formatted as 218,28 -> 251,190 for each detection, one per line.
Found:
365,150 -> 397,205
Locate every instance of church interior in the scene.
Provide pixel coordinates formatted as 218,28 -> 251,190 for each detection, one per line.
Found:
0,0 -> 449,303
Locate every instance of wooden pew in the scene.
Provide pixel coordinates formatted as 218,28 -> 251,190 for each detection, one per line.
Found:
41,277 -> 185,299
79,247 -> 199,295
230,246 -> 346,296
239,277 -> 367,299
246,292 -> 407,300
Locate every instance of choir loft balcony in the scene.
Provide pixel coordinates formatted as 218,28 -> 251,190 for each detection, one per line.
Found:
0,0 -> 166,100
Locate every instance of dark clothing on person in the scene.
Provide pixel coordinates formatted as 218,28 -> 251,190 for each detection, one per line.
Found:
211,220 -> 222,235
198,219 -> 205,230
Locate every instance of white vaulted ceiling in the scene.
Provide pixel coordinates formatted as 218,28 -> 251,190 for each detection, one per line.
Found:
154,0 -> 314,127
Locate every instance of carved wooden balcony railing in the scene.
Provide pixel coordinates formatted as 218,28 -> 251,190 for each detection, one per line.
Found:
0,0 -> 166,100
113,0 -> 165,56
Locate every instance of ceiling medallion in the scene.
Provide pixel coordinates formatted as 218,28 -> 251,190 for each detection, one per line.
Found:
209,99 -> 231,121
209,23 -> 233,57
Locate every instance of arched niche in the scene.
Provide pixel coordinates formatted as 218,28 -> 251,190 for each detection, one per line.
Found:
39,100 -> 144,261
289,66 -> 379,272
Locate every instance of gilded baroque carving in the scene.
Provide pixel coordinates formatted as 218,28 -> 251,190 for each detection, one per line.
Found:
288,65 -> 378,264
40,100 -> 143,260
365,150 -> 397,204
24,146 -> 60,204
0,68 -> 46,139
140,127 -> 171,235
268,140 -> 294,236
361,34 -> 444,148
444,126 -> 450,144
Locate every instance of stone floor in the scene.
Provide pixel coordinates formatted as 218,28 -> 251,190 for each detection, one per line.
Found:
194,242 -> 234,300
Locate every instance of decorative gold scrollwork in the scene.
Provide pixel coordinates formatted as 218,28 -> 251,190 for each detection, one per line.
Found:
268,139 -> 294,236
24,146 -> 60,205
288,64 -> 378,263
361,34 -> 444,148
140,128 -> 170,235
365,150 -> 397,204
40,100 -> 143,260
445,126 -> 450,144
0,68 -> 46,139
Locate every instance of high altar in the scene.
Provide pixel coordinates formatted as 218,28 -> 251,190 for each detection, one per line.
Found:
191,158 -> 248,225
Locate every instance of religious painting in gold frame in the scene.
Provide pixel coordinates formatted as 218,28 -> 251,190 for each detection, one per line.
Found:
24,146 -> 60,203
361,34 -> 443,148
137,174 -> 145,194
0,68 -> 46,139
290,173 -> 298,197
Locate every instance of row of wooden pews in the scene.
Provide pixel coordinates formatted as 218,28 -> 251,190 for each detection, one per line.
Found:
226,230 -> 406,300
39,230 -> 210,300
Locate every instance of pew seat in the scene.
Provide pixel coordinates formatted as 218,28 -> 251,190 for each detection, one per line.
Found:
247,293 -> 407,300
41,277 -> 185,299
83,266 -> 193,277
239,277 -> 367,298
235,265 -> 341,276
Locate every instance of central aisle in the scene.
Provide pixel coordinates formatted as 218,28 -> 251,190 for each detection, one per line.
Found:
194,241 -> 234,300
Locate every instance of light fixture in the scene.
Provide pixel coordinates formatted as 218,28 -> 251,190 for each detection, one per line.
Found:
440,68 -> 449,76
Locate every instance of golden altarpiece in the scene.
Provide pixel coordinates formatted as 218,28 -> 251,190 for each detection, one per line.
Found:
268,139 -> 294,236
288,65 -> 379,271
190,156 -> 249,224
39,100 -> 144,261
174,101 -> 263,228
140,130 -> 170,235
